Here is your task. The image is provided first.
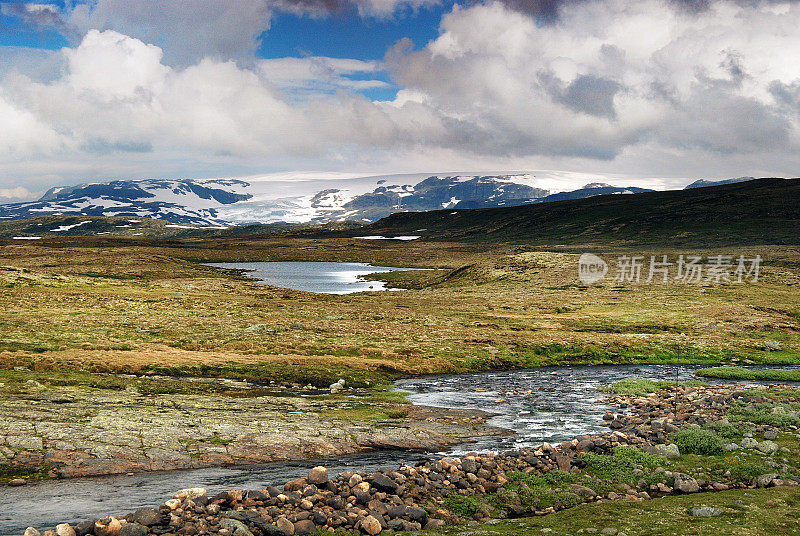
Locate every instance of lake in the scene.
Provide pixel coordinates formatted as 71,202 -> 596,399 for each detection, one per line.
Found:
205,261 -> 416,294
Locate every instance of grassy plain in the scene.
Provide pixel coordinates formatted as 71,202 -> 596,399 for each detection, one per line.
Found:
0,237 -> 798,385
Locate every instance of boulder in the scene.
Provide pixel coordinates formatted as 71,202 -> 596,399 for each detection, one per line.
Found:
308,466 -> 329,485
293,520 -> 315,535
73,521 -> 95,536
754,473 -> 779,488
360,515 -> 382,535
118,524 -> 147,536
276,516 -> 294,536
23,528 -> 41,536
218,519 -> 254,536
654,444 -> 680,459
756,441 -> 779,455
130,508 -> 162,527
673,473 -> 700,493
369,474 -> 399,493
94,518 -> 123,536
55,524 -> 76,536
687,506 -> 724,517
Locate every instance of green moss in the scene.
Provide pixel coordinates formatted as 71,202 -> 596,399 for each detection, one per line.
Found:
697,366 -> 800,382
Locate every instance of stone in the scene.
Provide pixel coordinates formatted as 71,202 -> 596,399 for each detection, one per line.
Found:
756,441 -> 779,455
94,518 -> 123,536
572,484 -> 597,498
348,474 -> 363,487
293,520 -> 315,535
308,466 -> 328,485
369,474 -> 399,493
424,519 -> 446,530
173,488 -> 207,503
55,524 -> 76,536
276,516 -> 294,536
219,519 -> 254,536
654,444 -> 680,459
740,437 -> 758,449
118,524 -> 147,536
130,508 -> 162,527
673,473 -> 700,493
23,528 -> 41,536
754,474 -> 779,488
74,521 -> 94,536
361,515 -> 382,535
687,506 -> 724,517
9,478 -> 27,486
764,430 -> 778,440
764,340 -> 783,351
284,478 -> 307,492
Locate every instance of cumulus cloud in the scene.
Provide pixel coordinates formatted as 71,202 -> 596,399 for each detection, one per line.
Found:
4,0 -> 800,192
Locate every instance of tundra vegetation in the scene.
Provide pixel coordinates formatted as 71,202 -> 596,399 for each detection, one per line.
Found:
1,232 -> 799,534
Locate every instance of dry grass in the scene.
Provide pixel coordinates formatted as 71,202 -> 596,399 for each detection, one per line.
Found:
0,238 -> 798,383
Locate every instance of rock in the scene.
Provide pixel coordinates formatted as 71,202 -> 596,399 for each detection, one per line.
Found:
173,488 -> 207,503
756,441 -> 779,455
118,524 -> 147,536
654,444 -> 680,459
424,519 -> 446,530
276,517 -> 294,536
369,474 -> 399,493
55,524 -> 76,536
724,443 -> 740,452
687,506 -> 724,517
73,521 -> 95,536
764,340 -> 783,351
754,473 -> 779,488
284,478 -> 307,492
94,518 -> 123,536
673,473 -> 700,493
740,437 -> 759,449
764,430 -> 778,440
461,458 -> 478,474
571,484 -> 597,498
293,520 -> 315,535
23,528 -> 41,536
308,466 -> 328,485
361,515 -> 382,535
9,478 -> 27,486
219,519 -> 254,536
130,508 -> 162,527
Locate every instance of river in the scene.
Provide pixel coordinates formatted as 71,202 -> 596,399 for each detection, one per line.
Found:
0,364 -> 772,534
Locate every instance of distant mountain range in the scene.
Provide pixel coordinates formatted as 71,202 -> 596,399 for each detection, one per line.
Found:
0,174 -> 668,227
355,178 -> 799,247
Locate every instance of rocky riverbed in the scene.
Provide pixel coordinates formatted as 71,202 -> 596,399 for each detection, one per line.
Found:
0,380 -> 504,480
17,382 -> 800,536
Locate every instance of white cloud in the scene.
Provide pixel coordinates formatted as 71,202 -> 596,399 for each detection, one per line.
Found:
4,1 -> 800,195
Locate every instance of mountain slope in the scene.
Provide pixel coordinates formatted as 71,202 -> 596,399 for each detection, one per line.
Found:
353,178 -> 800,247
0,179 -> 251,226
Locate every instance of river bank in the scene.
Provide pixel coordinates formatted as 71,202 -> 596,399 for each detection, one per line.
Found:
13,380 -> 800,536
0,376 -> 504,481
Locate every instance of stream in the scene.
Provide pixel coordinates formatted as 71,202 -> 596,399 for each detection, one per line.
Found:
0,364 -> 776,534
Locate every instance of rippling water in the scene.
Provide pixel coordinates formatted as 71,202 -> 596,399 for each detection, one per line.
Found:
0,364 -> 777,534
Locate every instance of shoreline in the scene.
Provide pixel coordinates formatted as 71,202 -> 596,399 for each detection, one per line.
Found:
14,382 -> 800,536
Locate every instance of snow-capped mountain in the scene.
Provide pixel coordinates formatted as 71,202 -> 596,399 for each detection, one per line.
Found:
531,182 -> 653,203
684,177 -> 755,189
0,174 -> 653,227
0,179 -> 252,225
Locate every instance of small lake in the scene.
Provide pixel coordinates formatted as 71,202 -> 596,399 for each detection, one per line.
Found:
205,261 -> 416,294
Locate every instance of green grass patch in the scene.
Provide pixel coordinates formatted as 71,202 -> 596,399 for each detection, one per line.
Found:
600,378 -> 708,396
727,401 -> 800,427
697,366 -> 800,382
580,446 -> 666,484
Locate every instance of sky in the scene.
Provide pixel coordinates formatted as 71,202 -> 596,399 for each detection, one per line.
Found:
2,0 -> 800,201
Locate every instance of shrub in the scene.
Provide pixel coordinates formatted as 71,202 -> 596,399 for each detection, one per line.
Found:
668,428 -> 725,455
703,420 -> 746,440
726,458 -> 774,482
443,494 -> 482,517
580,446 -> 664,482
